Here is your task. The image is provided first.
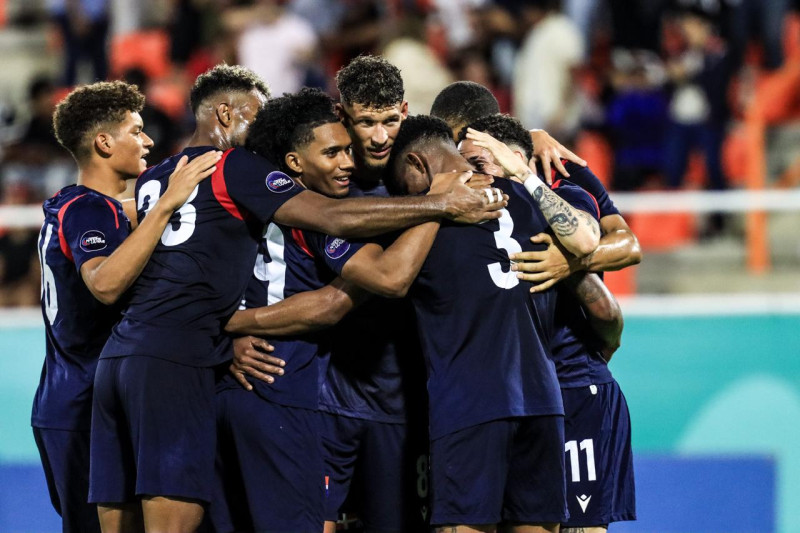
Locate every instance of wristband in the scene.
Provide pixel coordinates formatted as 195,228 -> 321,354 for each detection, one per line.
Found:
522,170 -> 545,196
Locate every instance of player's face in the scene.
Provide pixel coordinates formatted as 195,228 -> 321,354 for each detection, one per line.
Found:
295,122 -> 354,199
458,138 -> 505,179
340,101 -> 408,172
109,111 -> 153,178
230,89 -> 268,147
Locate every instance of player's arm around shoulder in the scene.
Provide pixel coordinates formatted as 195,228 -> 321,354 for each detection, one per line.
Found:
80,152 -> 220,304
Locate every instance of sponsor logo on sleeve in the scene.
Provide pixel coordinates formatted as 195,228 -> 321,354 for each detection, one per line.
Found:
79,230 -> 107,252
325,235 -> 350,259
265,171 -> 296,193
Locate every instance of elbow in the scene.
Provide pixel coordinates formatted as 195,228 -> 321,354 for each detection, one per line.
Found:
88,280 -> 122,306
373,275 -> 412,299
629,239 -> 643,266
572,233 -> 600,259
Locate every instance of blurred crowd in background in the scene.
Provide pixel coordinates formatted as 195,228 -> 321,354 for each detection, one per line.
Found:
2,0 -> 800,306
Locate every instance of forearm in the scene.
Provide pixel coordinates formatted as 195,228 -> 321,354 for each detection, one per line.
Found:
82,205 -> 172,304
575,229 -> 642,273
343,222 -> 439,298
527,181 -> 599,257
565,273 -> 623,357
225,279 -> 368,336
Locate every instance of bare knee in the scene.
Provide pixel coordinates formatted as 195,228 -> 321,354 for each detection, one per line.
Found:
97,502 -> 144,533
141,496 -> 204,533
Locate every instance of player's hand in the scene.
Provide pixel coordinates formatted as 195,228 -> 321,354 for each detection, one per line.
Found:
464,172 -> 494,191
509,233 -> 577,292
160,151 -> 222,211
229,335 -> 285,391
465,128 -> 530,180
529,129 -> 586,183
435,170 -> 508,224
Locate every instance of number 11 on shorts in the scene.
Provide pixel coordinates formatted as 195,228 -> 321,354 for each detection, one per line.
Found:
565,439 -> 596,482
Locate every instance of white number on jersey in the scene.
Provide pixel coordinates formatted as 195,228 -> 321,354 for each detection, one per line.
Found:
565,438 -> 597,482
488,208 -> 523,289
39,224 -> 58,325
137,179 -> 198,246
253,223 -> 287,304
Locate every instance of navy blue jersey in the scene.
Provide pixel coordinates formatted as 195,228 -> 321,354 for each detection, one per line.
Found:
548,163 -> 617,388
102,146 -> 303,367
221,222 -> 364,409
319,182 -> 427,424
32,185 -> 130,430
410,178 -> 597,440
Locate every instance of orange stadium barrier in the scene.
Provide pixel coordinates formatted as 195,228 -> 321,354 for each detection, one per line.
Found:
110,30 -> 171,80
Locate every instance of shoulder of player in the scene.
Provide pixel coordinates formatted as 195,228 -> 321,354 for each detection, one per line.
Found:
561,162 -> 607,195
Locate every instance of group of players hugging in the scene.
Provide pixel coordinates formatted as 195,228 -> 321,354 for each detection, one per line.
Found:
32,55 -> 640,533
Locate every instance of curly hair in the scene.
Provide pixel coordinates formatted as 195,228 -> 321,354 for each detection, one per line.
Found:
336,55 -> 404,109
52,81 -> 145,162
385,115 -> 453,195
458,113 -> 533,162
245,87 -> 340,176
430,81 -> 500,130
189,63 -> 271,113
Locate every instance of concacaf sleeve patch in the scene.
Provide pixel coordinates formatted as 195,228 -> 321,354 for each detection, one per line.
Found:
325,235 -> 351,259
265,171 -> 296,193
79,230 -> 107,252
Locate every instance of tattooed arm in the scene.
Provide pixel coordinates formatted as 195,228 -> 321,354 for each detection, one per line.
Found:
465,128 -> 599,257
565,272 -> 623,362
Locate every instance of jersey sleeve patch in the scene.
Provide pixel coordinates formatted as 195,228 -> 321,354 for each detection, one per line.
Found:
265,171 -> 297,193
324,235 -> 351,259
79,230 -> 108,252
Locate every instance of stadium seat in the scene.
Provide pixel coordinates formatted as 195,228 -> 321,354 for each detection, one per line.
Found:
110,30 -> 172,80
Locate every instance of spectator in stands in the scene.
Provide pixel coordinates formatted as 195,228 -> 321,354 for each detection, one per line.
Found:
512,0 -> 585,143
48,0 -> 110,85
0,182 -> 40,307
663,6 -> 734,192
1,76 -> 75,198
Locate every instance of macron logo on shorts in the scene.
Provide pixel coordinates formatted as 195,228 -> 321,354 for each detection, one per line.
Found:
577,494 -> 592,513
80,230 -> 107,252
325,236 -> 350,259
265,171 -> 296,193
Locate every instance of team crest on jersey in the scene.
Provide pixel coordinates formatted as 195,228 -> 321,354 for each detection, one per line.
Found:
79,230 -> 107,252
265,171 -> 296,193
325,236 -> 350,259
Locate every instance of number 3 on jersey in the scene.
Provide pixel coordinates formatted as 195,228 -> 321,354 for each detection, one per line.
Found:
137,180 -> 198,246
488,208 -> 522,289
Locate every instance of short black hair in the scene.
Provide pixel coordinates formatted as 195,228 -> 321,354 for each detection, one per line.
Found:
385,115 -> 453,195
430,81 -> 500,129
53,81 -> 145,162
336,55 -> 404,109
245,87 -> 340,176
458,113 -> 533,162
189,63 -> 270,114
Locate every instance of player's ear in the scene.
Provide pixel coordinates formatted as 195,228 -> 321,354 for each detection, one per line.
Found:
335,103 -> 346,123
406,152 -> 425,175
216,102 -> 232,128
285,152 -> 303,175
513,149 -> 527,164
400,101 -> 409,119
94,131 -> 114,157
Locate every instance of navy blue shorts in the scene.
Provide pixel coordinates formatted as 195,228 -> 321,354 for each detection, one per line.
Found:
320,413 -> 429,531
430,415 -> 567,526
33,427 -> 101,532
212,386 -> 323,533
562,380 -> 636,527
89,356 -> 216,504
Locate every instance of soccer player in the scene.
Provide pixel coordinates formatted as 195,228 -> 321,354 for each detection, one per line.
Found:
214,87 -> 502,532
384,115 -> 600,533
430,80 -> 587,180
459,113 -> 638,532
90,64 -> 501,533
32,81 -> 219,533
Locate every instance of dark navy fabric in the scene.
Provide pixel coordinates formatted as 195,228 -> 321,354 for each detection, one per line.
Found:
409,178 -> 597,440
213,387 -> 324,533
320,412 -> 429,530
319,180 -> 427,424
33,427 -> 100,533
102,146 -> 303,367
430,416 -> 567,526
89,356 -> 217,504
32,185 -> 129,431
549,163 -> 618,388
216,222 -> 364,409
562,381 -> 636,527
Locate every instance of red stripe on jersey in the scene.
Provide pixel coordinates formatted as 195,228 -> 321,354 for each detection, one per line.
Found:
552,179 -> 563,189
291,228 -> 314,257
211,148 -> 244,220
57,194 -> 87,262
104,198 -> 120,229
